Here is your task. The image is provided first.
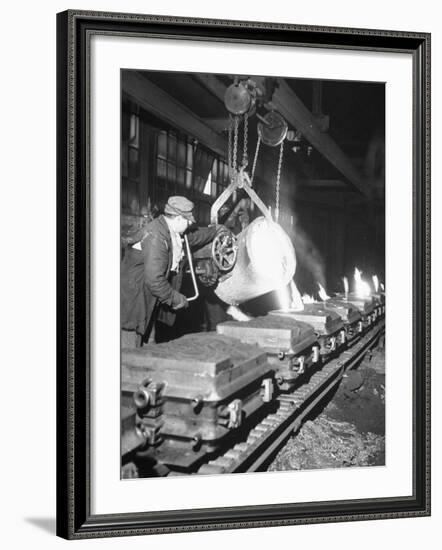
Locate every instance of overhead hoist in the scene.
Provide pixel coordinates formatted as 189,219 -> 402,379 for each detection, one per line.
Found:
211,78 -> 288,225
186,79 -> 295,303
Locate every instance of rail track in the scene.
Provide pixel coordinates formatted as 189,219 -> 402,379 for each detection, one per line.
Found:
197,320 -> 384,475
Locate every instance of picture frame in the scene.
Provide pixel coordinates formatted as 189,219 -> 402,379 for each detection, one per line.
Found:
56,9 -> 431,539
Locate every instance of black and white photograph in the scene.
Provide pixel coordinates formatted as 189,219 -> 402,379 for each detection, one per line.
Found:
1,0 -> 438,545
50,5 -> 431,542
120,70 -> 386,479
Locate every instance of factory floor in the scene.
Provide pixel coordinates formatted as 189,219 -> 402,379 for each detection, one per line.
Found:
268,348 -> 385,471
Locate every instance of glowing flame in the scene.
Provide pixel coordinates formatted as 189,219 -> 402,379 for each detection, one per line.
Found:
226,305 -> 251,322
343,276 -> 349,295
354,267 -> 371,298
380,283 -> 385,291
302,294 -> 315,304
372,275 -> 379,293
318,283 -> 330,301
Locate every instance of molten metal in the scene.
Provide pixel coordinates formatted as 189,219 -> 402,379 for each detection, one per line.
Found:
276,279 -> 303,312
226,305 -> 252,322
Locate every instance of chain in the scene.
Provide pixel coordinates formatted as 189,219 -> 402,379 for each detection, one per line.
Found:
232,115 -> 239,182
242,113 -> 248,169
250,136 -> 261,186
275,140 -> 284,222
228,114 -> 233,180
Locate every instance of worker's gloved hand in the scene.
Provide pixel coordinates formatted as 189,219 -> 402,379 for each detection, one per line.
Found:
172,292 -> 189,310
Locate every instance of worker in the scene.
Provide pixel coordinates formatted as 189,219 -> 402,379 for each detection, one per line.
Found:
121,196 -> 220,347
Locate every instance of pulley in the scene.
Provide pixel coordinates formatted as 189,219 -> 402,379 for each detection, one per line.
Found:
257,111 -> 288,147
224,82 -> 252,116
212,229 -> 238,272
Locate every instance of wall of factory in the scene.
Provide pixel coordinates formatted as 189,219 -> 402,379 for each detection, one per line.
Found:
121,96 -> 223,223
121,93 -> 303,226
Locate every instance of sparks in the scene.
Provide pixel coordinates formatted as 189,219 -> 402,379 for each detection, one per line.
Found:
343,276 -> 349,296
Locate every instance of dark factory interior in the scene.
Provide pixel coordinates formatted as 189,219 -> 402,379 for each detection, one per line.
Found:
121,70 -> 385,306
120,70 -> 386,477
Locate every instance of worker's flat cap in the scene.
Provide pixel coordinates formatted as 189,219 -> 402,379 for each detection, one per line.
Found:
164,196 -> 195,223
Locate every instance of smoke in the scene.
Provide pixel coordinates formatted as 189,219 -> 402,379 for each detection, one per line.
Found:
290,214 -> 326,288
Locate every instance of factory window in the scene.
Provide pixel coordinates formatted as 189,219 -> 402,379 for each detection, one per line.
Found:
203,172 -> 212,196
157,131 -> 189,190
211,158 -> 230,197
122,110 -> 143,214
122,103 -> 230,220
153,129 -> 232,225
155,132 -> 223,196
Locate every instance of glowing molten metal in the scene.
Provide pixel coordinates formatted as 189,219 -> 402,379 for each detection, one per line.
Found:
226,305 -> 251,322
276,279 -> 304,312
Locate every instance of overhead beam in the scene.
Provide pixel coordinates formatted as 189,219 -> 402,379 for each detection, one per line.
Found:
262,79 -> 368,196
194,73 -> 368,197
195,73 -> 229,103
194,74 -> 229,107
122,71 -> 228,158
201,117 -> 230,133
123,72 -> 288,198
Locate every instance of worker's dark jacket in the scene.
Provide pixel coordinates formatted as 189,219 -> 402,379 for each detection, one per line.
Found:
121,215 -> 217,335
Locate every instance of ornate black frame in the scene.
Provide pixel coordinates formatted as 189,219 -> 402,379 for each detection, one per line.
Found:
56,10 -> 431,539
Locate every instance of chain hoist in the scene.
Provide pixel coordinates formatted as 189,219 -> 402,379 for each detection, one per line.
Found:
242,112 -> 248,169
228,114 -> 233,181
274,140 -> 284,223
232,115 -> 239,182
257,110 -> 288,223
250,135 -> 261,187
223,80 -> 289,224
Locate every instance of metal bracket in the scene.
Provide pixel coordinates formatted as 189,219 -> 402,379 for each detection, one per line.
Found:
227,399 -> 243,429
210,168 -> 272,225
134,380 -> 163,410
261,378 -> 274,403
